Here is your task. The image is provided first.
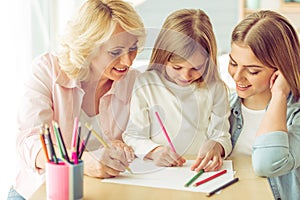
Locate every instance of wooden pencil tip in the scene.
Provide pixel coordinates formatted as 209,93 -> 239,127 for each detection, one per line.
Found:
85,122 -> 92,130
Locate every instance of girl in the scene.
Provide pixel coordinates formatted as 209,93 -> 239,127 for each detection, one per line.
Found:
228,10 -> 300,200
123,9 -> 232,172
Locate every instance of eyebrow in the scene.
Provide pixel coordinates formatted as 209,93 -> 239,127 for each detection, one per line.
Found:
229,54 -> 263,69
110,40 -> 139,50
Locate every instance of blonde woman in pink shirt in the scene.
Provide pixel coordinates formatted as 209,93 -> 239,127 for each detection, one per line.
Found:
8,0 -> 145,199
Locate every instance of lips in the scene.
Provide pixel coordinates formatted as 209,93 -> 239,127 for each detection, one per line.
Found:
236,83 -> 251,91
113,67 -> 128,73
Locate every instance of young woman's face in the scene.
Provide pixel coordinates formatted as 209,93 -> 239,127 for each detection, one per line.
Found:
165,51 -> 207,87
228,43 -> 275,101
90,25 -> 138,81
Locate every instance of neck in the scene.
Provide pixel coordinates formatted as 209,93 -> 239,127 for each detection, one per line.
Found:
242,92 -> 272,110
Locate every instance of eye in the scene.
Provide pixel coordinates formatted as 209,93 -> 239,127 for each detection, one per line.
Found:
229,60 -> 237,67
129,45 -> 138,52
108,49 -> 122,57
172,65 -> 182,70
249,70 -> 260,75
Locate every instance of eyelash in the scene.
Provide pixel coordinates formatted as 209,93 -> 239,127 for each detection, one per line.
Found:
229,61 -> 260,75
249,71 -> 260,75
108,45 -> 138,57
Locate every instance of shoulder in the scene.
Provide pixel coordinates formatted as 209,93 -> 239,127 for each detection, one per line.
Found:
31,52 -> 60,75
135,70 -> 162,85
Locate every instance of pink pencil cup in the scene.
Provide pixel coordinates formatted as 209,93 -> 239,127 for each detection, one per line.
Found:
46,160 -> 84,200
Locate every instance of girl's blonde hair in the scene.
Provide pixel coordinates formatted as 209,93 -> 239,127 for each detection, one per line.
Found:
232,10 -> 300,100
58,0 -> 145,80
148,9 -> 222,85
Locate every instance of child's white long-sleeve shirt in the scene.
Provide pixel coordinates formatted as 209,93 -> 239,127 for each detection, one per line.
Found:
123,70 -> 232,158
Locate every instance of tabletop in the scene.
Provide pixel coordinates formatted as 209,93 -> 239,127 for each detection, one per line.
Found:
29,155 -> 274,200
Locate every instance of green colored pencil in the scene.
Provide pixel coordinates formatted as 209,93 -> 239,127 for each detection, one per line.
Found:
184,169 -> 204,187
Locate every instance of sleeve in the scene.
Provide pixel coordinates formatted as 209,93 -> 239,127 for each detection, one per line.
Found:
16,54 -> 54,172
252,109 -> 300,177
206,82 -> 232,158
122,77 -> 161,159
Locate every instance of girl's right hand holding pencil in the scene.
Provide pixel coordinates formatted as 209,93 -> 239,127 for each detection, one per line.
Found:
81,147 -> 130,178
145,146 -> 186,167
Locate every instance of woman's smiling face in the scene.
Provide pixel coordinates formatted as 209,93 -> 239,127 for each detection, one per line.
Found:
90,24 -> 139,82
228,43 -> 275,101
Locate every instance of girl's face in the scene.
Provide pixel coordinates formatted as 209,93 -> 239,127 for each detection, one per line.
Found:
165,51 -> 207,87
90,25 -> 138,81
228,43 -> 275,103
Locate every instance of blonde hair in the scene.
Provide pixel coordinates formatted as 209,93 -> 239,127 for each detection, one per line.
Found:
58,0 -> 145,80
148,9 -> 222,85
232,10 -> 300,100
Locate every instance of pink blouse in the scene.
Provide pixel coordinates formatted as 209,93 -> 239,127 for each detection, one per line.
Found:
14,53 -> 140,198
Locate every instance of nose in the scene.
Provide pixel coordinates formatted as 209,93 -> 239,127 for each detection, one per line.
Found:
181,69 -> 192,80
231,67 -> 244,82
120,52 -> 133,67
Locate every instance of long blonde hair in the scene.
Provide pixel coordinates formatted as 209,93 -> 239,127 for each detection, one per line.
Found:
148,9 -> 222,85
58,0 -> 145,80
232,10 -> 300,100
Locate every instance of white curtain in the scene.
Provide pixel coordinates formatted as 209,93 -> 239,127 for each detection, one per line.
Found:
0,0 -> 82,198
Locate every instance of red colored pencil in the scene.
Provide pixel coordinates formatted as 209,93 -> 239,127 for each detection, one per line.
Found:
194,169 -> 227,187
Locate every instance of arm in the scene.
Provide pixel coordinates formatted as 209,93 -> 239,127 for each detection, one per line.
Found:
122,80 -> 161,159
253,71 -> 300,177
256,71 -> 289,136
122,75 -> 185,166
16,54 -> 54,172
191,82 -> 232,172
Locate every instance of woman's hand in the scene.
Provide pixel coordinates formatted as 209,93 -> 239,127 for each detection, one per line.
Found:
145,146 -> 186,167
82,147 -> 130,178
110,140 -> 135,162
191,140 -> 223,172
269,70 -> 290,98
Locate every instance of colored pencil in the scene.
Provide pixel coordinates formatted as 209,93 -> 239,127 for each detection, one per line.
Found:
76,122 -> 81,158
44,124 -> 58,164
206,177 -> 239,197
71,117 -> 79,164
194,169 -> 227,186
39,128 -> 50,162
84,122 -> 132,173
184,169 -> 204,187
53,121 -> 70,163
78,125 -> 92,159
154,111 -> 176,152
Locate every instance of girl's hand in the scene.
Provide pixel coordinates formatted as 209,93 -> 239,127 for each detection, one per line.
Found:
82,147 -> 129,178
145,146 -> 186,167
269,71 -> 290,98
191,140 -> 223,172
110,140 -> 135,162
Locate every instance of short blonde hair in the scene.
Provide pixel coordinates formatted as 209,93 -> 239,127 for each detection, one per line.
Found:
232,10 -> 300,100
148,9 -> 222,85
58,0 -> 145,80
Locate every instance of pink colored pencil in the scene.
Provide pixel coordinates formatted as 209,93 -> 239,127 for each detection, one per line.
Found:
71,117 -> 79,164
155,111 -> 176,152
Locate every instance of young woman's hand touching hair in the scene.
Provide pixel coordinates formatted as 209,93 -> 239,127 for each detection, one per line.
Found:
269,70 -> 291,98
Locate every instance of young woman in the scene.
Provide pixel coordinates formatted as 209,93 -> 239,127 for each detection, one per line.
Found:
8,0 -> 145,199
228,10 -> 300,200
123,9 -> 232,172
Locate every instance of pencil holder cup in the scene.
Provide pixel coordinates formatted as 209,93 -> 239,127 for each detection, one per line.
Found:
46,160 -> 84,200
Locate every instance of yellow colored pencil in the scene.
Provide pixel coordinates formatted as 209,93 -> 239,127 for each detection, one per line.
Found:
84,123 -> 132,173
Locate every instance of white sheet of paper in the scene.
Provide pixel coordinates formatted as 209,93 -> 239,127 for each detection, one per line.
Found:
102,159 -> 234,193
